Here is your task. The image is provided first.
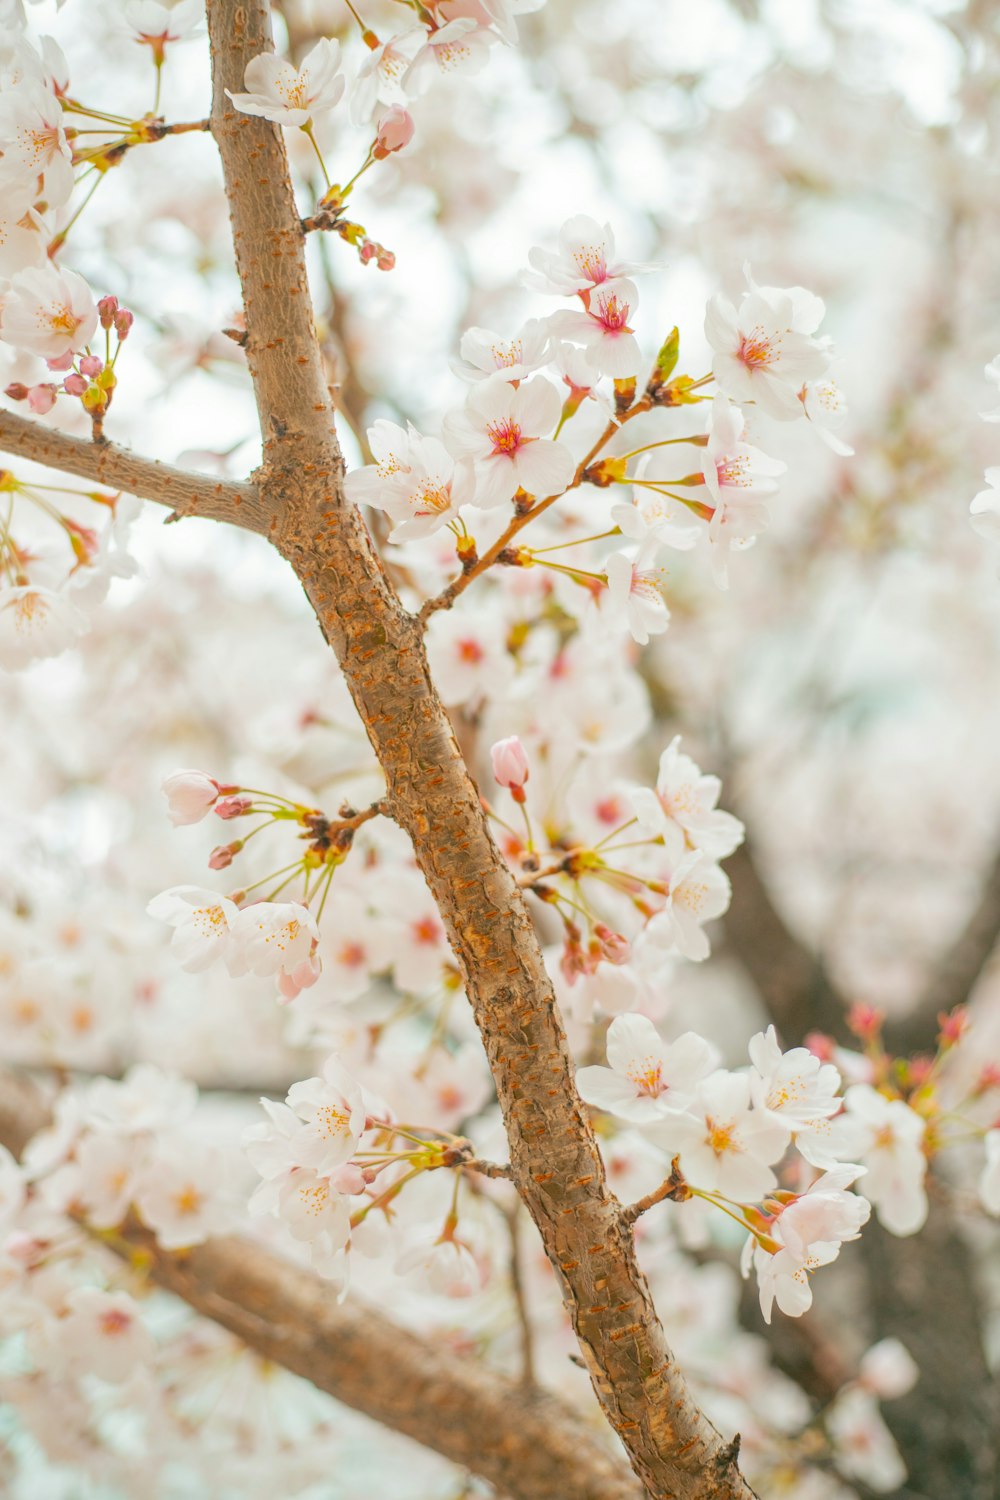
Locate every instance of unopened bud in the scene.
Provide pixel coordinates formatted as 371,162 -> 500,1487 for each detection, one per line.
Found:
208,840 -> 242,870
373,105 -> 414,159
79,354 -> 103,377
63,373 -> 87,396
27,383 -> 58,414
491,735 -> 530,799
4,383 -> 28,401
215,795 -> 253,819
97,294 -> 119,328
593,923 -> 630,965
114,308 -> 134,340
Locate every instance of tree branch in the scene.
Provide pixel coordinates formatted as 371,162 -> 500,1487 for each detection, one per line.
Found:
0,1068 -> 641,1500
204,4 -> 755,1495
0,407 -> 266,531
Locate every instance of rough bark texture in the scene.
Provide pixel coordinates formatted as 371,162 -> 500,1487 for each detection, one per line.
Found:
0,1069 -> 642,1500
203,4 -> 754,1495
0,408 -> 264,530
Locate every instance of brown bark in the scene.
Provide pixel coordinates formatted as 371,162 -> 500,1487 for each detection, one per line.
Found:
0,408 -> 265,531
0,1068 -> 641,1500
199,4 -> 755,1495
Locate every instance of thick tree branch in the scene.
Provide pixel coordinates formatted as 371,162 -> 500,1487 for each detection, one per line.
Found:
0,1068 -> 641,1500
204,4 -> 755,1495
0,407 -> 266,531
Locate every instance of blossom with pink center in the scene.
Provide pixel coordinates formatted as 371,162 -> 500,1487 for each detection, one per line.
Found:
443,377 -> 574,507
801,376 -> 853,455
550,278 -> 643,378
701,394 -> 786,507
146,886 -> 240,972
630,735 -> 744,863
747,1024 -> 842,1166
451,317 -> 552,384
646,851 -> 732,962
769,1165 -> 871,1262
403,19 -> 496,96
425,601 -> 515,706
123,1 -> 204,62
0,82 -> 74,211
161,769 -> 224,826
705,270 -> 831,420
653,1070 -> 789,1200
523,214 -> 650,296
604,542 -> 671,645
350,33 -> 419,123
226,39 -> 345,125
385,873 -> 452,992
576,1013 -> 719,1124
0,584 -> 89,669
70,1132 -> 144,1230
1,265 -> 98,360
57,1288 -> 155,1383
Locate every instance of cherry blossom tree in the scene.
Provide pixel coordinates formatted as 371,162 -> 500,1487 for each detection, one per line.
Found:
0,3 -> 999,1499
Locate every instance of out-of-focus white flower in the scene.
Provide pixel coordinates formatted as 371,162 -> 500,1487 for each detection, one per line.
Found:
227,39 -> 345,125
396,1234 -> 482,1296
0,1144 -> 25,1231
135,1139 -> 229,1249
56,1288 -> 155,1383
857,1338 -> 919,1400
81,1064 -> 197,1135
0,584 -> 88,668
802,377 -> 853,455
1,264 -> 97,359
828,1085 -> 927,1235
523,214 -> 650,296
826,1387 -> 907,1492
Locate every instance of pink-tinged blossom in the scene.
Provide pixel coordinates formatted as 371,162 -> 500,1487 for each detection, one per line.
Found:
604,542 -> 671,645
523,214 -> 650,297
374,105 -> 414,158
654,1070 -> 789,1200
748,1025 -> 842,1167
384,873 -> 452,993
576,1013 -> 719,1124
491,735 -> 529,791
229,901 -> 319,980
70,1132 -> 143,1229
346,424 -> 474,541
451,318 -> 552,384
826,1388 -> 906,1492
979,1129 -> 1000,1215
0,82 -> 74,211
403,19 -> 496,95
226,39 -> 345,125
425,603 -> 515,707
57,1288 -> 155,1383
770,1165 -> 871,1262
705,270 -> 830,420
752,1239 -> 841,1323
161,769 -> 223,825
646,852 -> 732,962
828,1084 -> 928,1236
81,1064 -> 197,1135
630,735 -> 744,863
550,278 -> 643,378
701,394 -> 786,507
134,1139 -> 229,1249
970,467 -> 1000,544
0,585 -> 88,668
612,490 -> 700,553
146,886 -> 240,972
443,377 -> 574,507
1,265 -> 98,360
123,1 -> 204,61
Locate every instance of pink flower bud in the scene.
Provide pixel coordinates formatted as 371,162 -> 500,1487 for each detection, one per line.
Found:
937,1005 -> 969,1049
847,1003 -> 884,1043
161,768 -> 221,826
359,239 -> 377,264
97,295 -> 119,328
114,309 -> 134,340
63,373 -> 87,396
328,1163 -> 367,1194
79,354 -> 103,377
46,351 -> 74,372
214,795 -> 253,820
376,248 -> 396,271
593,923 -> 630,965
27,384 -> 58,414
276,954 -> 322,1002
491,735 -> 530,793
208,841 -> 242,870
4,383 -> 28,401
373,106 -> 414,159
804,1030 -> 836,1063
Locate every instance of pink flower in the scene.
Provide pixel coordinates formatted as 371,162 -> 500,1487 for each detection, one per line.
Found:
550,279 -> 643,377
374,105 -> 414,158
444,377 -> 575,508
490,735 -> 529,791
523,214 -> 650,296
26,383 -> 58,413
161,769 -> 222,825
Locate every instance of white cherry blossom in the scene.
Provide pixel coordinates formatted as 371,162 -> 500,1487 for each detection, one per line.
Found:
443,377 -> 574,507
0,81 -> 74,211
146,886 -> 240,973
653,1071 -> 788,1200
701,393 -> 786,508
135,1139 -> 229,1249
576,1013 -> 719,1124
403,19 -> 496,95
346,425 -> 475,541
705,270 -> 830,420
748,1025 -> 842,1166
771,1165 -> 871,1262
450,318 -> 552,383
753,1239 -> 841,1323
604,541 -> 671,645
229,901 -> 319,980
1,264 -> 97,359
226,39 -> 345,125
630,735 -> 744,863
646,852 -> 732,962
828,1085 -> 928,1236
523,214 -> 649,296
0,584 -> 88,668
550,278 -> 643,378
282,1055 -> 367,1175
